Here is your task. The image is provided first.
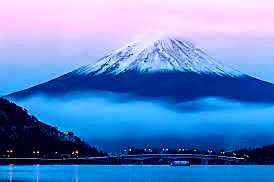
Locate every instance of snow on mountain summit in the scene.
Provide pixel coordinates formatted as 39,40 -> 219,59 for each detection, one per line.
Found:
74,33 -> 242,77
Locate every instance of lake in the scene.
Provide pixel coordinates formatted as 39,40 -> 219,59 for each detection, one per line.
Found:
1,165 -> 274,182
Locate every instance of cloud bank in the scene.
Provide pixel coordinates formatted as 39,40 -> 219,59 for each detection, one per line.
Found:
13,92 -> 274,151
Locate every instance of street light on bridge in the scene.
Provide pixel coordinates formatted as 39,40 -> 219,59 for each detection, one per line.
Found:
33,150 -> 40,155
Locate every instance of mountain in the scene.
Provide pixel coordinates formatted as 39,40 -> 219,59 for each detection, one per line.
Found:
6,34 -> 274,104
0,98 -> 105,157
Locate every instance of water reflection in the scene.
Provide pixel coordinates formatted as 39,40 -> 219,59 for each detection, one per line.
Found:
1,165 -> 80,182
74,165 -> 79,182
8,165 -> 13,182
34,165 -> 39,182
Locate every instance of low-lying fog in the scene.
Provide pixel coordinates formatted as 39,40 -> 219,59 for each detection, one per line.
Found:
14,92 -> 274,152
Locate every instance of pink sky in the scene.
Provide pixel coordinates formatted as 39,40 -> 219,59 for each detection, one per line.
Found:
1,0 -> 274,37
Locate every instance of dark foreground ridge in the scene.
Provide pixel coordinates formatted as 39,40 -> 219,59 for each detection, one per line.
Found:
0,98 -> 107,159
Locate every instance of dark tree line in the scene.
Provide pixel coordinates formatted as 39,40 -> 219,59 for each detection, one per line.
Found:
235,145 -> 274,164
0,98 -> 107,158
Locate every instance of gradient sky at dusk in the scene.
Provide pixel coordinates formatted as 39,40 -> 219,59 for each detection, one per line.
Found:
1,0 -> 274,95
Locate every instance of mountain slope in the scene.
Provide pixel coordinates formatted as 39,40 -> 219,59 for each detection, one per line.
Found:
0,98 -> 105,157
5,35 -> 274,104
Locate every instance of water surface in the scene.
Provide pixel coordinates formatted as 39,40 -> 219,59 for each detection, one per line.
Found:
1,165 -> 274,182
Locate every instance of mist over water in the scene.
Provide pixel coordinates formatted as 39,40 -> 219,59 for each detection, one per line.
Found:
14,92 -> 274,151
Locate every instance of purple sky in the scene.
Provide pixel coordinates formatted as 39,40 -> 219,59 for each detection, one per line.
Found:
1,0 -> 274,95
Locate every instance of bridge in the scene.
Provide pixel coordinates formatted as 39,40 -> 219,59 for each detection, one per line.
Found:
0,154 -> 246,165
87,154 -> 246,165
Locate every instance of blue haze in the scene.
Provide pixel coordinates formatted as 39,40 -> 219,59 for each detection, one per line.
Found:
2,33 -> 274,151
15,93 -> 274,151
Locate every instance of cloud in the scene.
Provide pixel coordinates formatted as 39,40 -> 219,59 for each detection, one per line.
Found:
13,92 -> 274,151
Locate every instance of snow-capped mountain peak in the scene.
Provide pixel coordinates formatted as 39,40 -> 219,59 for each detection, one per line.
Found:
6,33 -> 274,106
74,33 -> 242,77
